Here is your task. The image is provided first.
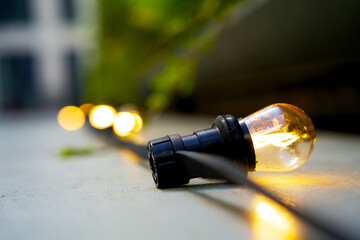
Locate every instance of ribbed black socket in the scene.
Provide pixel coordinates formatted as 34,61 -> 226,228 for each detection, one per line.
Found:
147,115 -> 255,189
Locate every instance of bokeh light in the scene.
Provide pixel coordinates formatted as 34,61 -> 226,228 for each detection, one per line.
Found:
89,105 -> 116,129
79,103 -> 95,116
57,106 -> 85,131
131,112 -> 143,133
113,112 -> 136,136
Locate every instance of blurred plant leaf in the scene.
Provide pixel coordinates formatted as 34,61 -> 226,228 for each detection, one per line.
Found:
59,146 -> 95,159
86,0 -> 243,112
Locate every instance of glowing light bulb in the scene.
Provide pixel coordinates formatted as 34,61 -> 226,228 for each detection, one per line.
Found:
79,103 -> 94,116
147,103 -> 316,188
131,112 -> 143,133
57,106 -> 85,131
89,105 -> 116,129
241,103 -> 316,171
113,112 -> 143,136
113,112 -> 136,136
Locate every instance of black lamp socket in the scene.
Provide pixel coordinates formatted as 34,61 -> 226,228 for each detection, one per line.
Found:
147,115 -> 256,189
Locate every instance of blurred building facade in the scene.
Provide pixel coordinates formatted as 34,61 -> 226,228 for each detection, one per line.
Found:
0,0 -> 94,110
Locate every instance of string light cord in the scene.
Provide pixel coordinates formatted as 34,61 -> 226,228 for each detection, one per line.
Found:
176,151 -> 350,240
96,131 -> 350,240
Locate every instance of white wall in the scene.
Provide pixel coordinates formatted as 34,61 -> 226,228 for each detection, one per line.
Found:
0,0 -> 96,107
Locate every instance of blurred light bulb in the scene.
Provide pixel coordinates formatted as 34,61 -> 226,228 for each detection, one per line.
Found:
147,103 -> 316,188
57,106 -> 85,131
89,105 -> 116,129
79,103 -> 94,116
131,112 -> 143,133
113,112 -> 136,136
241,103 -> 316,171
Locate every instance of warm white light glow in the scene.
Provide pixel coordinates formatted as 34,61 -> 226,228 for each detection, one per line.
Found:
252,197 -> 298,240
256,202 -> 288,225
113,112 -> 136,136
57,106 -> 85,131
89,105 -> 116,129
131,112 -> 143,132
79,103 -> 94,116
243,103 -> 316,171
251,132 -> 300,149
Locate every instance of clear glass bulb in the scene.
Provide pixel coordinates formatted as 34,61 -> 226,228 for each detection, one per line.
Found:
240,103 -> 316,171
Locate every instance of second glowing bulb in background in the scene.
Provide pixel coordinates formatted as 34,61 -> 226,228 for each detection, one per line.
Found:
89,105 -> 117,129
113,112 -> 143,136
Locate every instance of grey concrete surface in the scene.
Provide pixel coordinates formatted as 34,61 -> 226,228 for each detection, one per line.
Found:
0,111 -> 359,240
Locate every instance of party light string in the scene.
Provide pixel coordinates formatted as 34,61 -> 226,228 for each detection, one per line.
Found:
98,132 -> 350,240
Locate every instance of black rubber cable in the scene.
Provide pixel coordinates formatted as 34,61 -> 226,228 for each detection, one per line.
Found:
98,131 -> 352,240
176,151 -> 351,240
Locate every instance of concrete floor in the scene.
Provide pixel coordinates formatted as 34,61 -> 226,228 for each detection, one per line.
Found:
0,111 -> 359,240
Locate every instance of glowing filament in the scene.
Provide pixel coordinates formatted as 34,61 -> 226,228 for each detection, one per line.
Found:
252,132 -> 300,149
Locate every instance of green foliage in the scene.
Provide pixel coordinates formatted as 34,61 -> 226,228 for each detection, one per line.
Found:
59,146 -> 95,159
86,0 -> 241,112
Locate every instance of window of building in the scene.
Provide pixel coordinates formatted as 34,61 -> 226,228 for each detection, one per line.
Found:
0,53 -> 37,109
61,0 -> 77,23
0,0 -> 31,25
64,49 -> 81,105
